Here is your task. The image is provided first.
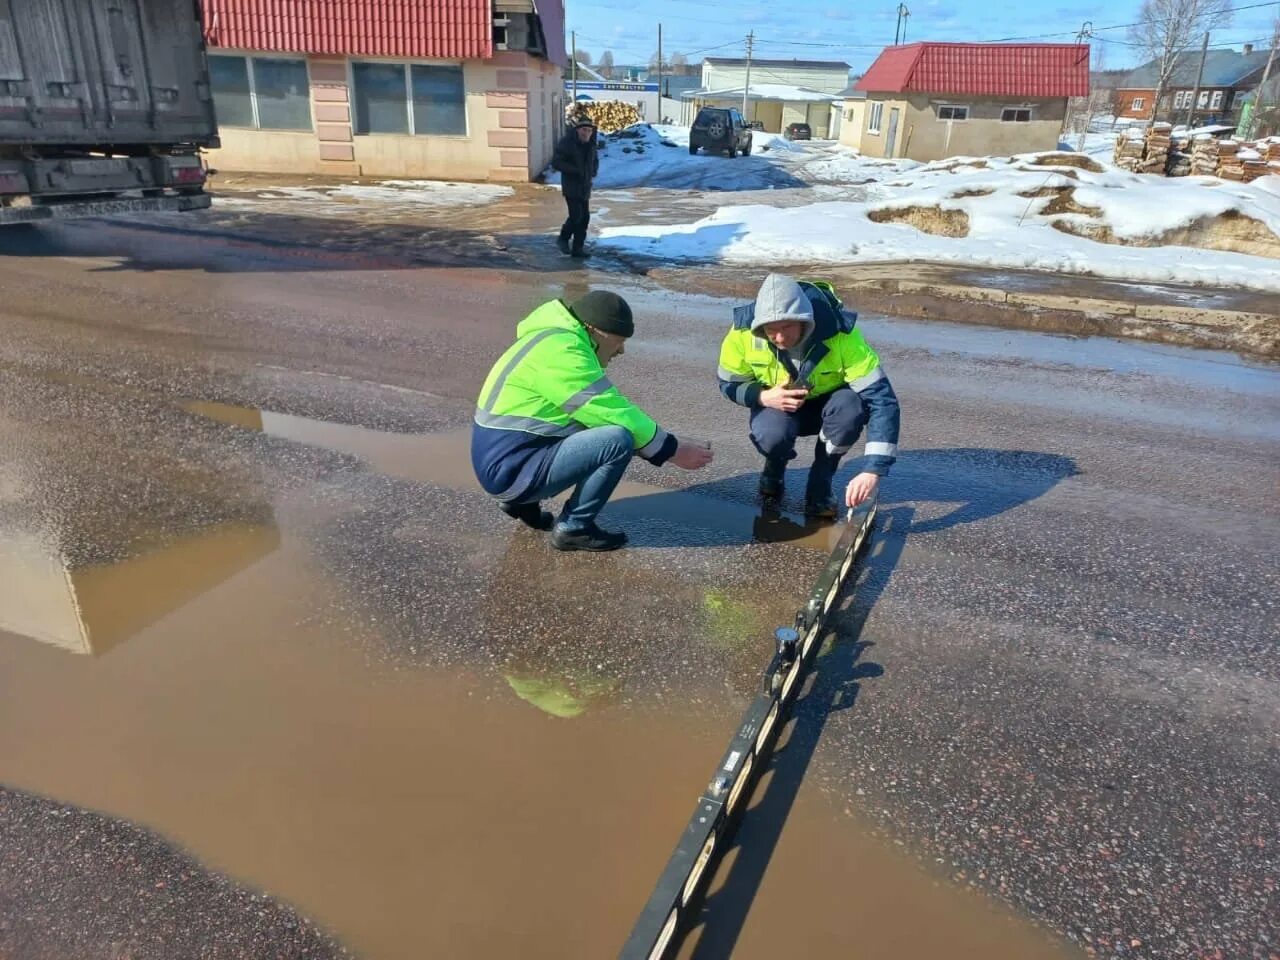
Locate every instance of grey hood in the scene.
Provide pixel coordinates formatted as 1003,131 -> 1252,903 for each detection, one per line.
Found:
750,274 -> 814,340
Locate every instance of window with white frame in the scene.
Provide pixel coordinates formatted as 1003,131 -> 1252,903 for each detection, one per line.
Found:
1172,91 -> 1187,109
352,62 -> 467,136
1001,106 -> 1032,122
209,55 -> 311,130
937,104 -> 969,121
1132,97 -> 1145,111
1210,90 -> 1224,109
868,101 -> 884,133
1197,90 -> 1210,108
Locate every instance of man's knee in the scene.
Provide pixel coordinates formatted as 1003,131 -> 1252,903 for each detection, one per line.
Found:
593,425 -> 634,461
750,411 -> 798,459
823,388 -> 868,437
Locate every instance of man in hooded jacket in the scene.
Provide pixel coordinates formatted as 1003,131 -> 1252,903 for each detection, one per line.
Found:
552,117 -> 599,258
717,273 -> 901,518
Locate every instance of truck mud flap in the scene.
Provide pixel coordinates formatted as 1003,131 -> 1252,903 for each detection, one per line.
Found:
0,193 -> 211,225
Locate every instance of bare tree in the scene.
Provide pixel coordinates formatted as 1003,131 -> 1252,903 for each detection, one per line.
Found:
573,49 -> 593,66
670,52 -> 689,75
597,49 -> 615,79
648,50 -> 663,72
1128,0 -> 1233,122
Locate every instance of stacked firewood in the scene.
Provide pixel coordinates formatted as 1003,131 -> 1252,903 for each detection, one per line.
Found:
568,100 -> 642,134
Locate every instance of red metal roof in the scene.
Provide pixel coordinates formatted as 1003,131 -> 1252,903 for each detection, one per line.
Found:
201,0 -> 493,60
855,43 -> 1090,98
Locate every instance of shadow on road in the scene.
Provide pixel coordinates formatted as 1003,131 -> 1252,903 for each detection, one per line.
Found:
679,504 -> 914,959
610,448 -> 1079,548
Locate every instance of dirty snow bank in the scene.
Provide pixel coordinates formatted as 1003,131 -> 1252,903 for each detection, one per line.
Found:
597,154 -> 1280,292
215,179 -> 513,215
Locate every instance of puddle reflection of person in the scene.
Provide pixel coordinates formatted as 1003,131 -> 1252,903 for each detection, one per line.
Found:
471,291 -> 714,552
718,274 -> 901,518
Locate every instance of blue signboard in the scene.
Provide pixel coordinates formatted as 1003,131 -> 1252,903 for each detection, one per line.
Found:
570,81 -> 660,92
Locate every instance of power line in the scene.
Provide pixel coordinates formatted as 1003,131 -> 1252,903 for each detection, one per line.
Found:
982,0 -> 1280,42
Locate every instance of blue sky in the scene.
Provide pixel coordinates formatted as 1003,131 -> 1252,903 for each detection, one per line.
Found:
564,0 -> 1279,75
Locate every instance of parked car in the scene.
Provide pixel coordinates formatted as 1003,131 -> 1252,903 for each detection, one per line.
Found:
689,107 -> 753,157
784,122 -> 813,141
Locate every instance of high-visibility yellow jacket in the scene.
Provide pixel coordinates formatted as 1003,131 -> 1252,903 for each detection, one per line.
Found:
472,299 -> 676,501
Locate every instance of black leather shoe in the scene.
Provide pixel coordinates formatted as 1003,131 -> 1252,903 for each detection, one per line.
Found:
551,523 -> 628,552
804,495 -> 838,520
556,237 -> 571,255
499,501 -> 555,531
570,247 -> 590,259
758,460 -> 786,498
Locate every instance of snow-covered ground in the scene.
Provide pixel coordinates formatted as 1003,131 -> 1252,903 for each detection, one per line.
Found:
592,131 -> 1280,293
214,179 -> 513,216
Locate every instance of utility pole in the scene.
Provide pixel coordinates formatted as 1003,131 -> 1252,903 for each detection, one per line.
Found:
1062,22 -> 1092,145
657,23 -> 663,123
894,4 -> 910,45
1183,31 -> 1210,130
1247,33 -> 1278,138
742,31 -> 754,122
571,30 -> 578,105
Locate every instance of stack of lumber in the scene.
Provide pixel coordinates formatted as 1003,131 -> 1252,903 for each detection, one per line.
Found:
1217,140 -> 1244,181
1190,135 -> 1220,176
1113,129 -> 1146,171
1139,122 -> 1173,174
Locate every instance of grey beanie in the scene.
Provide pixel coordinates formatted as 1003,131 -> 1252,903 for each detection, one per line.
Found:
572,290 -> 634,338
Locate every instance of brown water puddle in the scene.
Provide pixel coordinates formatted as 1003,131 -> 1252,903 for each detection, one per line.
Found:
0,535 -> 1080,960
182,398 -> 849,554
0,392 -> 1081,960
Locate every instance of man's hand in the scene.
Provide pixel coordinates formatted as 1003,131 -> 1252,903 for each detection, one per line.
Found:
671,441 -> 714,471
845,471 -> 880,508
760,385 -> 809,413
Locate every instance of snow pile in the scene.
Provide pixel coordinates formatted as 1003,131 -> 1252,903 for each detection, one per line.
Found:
597,155 -> 1280,292
217,180 -> 512,215
545,123 -> 815,192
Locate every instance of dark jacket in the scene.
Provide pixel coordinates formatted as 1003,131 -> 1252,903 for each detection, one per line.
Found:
552,130 -> 599,199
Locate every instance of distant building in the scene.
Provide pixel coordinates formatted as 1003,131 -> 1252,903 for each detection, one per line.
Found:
200,0 -> 567,182
1116,47 -> 1272,125
683,58 -> 850,135
853,42 -> 1089,161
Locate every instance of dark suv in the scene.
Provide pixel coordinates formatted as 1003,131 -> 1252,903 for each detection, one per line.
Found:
784,122 -> 812,140
689,107 -> 753,157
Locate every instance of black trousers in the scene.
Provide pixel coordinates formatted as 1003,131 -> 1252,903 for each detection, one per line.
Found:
558,193 -> 590,251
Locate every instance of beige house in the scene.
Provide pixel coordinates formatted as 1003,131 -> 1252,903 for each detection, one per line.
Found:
199,0 -> 566,182
684,57 -> 850,135
853,42 -> 1090,161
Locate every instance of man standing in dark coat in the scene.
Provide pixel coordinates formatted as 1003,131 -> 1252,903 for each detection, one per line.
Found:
552,117 -> 599,258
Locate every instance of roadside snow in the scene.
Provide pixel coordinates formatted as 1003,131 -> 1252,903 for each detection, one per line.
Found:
598,155 -> 1280,292
215,179 -> 512,215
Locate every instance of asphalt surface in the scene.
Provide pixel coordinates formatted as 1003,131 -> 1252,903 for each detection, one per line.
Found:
0,216 -> 1276,960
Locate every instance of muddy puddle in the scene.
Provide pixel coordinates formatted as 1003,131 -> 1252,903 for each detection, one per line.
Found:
182,399 -> 853,554
1,388 -> 1082,960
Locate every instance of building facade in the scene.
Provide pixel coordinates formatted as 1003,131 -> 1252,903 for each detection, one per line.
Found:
1115,47 -> 1272,125
684,58 -> 850,134
854,42 -> 1089,161
200,0 -> 566,182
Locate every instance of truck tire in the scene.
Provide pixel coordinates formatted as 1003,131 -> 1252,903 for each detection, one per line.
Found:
689,143 -> 698,155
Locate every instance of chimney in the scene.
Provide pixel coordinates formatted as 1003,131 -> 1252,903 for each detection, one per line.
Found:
1243,43 -> 1254,55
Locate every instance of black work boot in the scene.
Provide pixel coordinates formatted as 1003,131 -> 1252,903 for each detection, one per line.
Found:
499,500 -> 556,531
804,444 -> 843,520
758,457 -> 787,499
551,522 -> 628,552
556,236 -> 571,255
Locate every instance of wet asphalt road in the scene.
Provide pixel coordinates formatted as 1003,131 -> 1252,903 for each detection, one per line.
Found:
0,217 -> 1276,960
